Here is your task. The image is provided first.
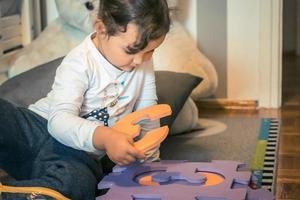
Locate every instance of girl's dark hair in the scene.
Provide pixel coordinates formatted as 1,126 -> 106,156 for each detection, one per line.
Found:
98,0 -> 170,54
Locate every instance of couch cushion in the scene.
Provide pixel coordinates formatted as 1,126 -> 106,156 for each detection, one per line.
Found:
0,57 -> 64,107
156,71 -> 202,127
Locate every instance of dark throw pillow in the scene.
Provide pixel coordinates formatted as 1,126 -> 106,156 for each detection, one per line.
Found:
155,71 -> 202,127
0,57 -> 64,107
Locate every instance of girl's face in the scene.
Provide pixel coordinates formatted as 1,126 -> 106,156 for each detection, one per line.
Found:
94,22 -> 165,71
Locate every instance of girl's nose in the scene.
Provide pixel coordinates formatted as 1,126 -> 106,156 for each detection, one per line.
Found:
133,54 -> 144,65
133,52 -> 153,66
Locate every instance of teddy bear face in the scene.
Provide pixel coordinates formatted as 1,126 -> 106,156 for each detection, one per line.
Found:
55,0 -> 99,34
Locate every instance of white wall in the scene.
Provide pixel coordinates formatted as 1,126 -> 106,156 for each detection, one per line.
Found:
197,0 -> 227,98
195,0 -> 262,101
227,0 -> 260,100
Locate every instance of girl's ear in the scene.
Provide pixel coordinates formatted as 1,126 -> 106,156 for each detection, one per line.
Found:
94,19 -> 107,36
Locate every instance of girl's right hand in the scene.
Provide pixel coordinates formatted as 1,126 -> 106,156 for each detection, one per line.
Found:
92,126 -> 145,165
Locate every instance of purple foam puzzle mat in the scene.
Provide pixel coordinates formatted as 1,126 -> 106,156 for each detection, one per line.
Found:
96,160 -> 274,200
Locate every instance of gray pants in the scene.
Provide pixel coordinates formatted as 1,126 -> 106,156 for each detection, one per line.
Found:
0,99 -> 103,200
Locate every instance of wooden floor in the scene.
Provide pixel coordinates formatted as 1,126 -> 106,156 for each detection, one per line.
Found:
277,53 -> 300,200
197,53 -> 300,199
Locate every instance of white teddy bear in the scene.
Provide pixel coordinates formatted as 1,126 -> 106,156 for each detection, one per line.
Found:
9,0 -> 98,77
8,0 -> 218,134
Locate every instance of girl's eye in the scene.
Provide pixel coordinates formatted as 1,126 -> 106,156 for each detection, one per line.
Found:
124,46 -> 141,55
123,47 -> 155,55
124,49 -> 132,55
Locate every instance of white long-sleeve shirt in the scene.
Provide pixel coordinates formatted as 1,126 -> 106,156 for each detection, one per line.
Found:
29,33 -> 160,158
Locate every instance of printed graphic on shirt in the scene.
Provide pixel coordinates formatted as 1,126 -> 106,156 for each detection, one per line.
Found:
118,96 -> 129,100
82,107 -> 110,126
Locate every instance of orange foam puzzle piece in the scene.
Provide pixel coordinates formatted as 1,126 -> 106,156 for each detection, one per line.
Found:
112,104 -> 172,153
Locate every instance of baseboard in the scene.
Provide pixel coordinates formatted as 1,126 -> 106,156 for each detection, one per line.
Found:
195,98 -> 258,110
